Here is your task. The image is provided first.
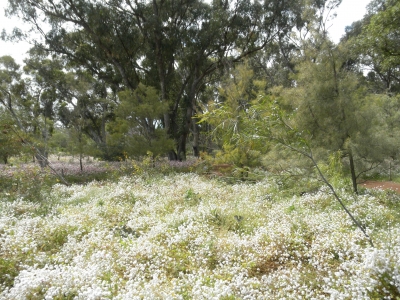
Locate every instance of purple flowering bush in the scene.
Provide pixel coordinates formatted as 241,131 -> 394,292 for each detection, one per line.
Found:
0,158 -> 121,202
0,155 -> 204,203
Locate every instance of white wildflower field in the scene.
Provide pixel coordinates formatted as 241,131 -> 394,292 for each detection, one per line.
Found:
1,173 -> 400,299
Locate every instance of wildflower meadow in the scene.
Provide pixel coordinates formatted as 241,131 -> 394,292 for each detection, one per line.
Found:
0,161 -> 400,299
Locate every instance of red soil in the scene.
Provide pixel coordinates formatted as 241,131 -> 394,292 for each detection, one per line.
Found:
359,181 -> 400,194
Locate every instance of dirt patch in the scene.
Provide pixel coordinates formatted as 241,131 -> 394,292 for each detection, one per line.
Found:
359,181 -> 400,194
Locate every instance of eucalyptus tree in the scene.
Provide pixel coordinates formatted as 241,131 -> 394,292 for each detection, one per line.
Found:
248,0 -> 345,90
55,68 -> 119,160
4,0 -> 327,160
360,0 -> 400,71
22,49 -> 69,165
0,56 -> 35,159
0,55 -> 26,126
340,0 -> 400,94
108,83 -> 174,158
0,108 -> 24,163
0,55 -> 59,166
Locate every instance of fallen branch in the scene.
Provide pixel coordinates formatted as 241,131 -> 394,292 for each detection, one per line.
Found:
280,141 -> 374,247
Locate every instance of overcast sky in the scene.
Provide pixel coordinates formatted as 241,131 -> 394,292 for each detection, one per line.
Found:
0,0 -> 371,65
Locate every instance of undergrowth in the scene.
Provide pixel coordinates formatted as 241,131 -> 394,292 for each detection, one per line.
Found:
0,159 -> 399,299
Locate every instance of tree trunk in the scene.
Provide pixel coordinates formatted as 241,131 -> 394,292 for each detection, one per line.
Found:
177,76 -> 200,161
35,148 -> 49,168
79,133 -> 84,172
168,150 -> 178,161
177,102 -> 194,161
193,120 -> 200,157
348,149 -> 358,194
79,152 -> 83,172
177,135 -> 187,161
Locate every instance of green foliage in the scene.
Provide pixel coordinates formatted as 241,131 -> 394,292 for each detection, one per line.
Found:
184,188 -> 201,206
284,32 -> 399,192
371,94 -> 400,162
3,165 -> 54,202
198,63 -> 269,177
1,0 -> 399,178
0,55 -> 58,167
5,0 -> 323,160
108,84 -> 174,158
0,109 -> 24,163
361,0 -> 400,70
342,0 -> 400,94
0,257 -> 19,289
317,151 -> 347,187
61,171 -> 112,185
1,166 -> 400,297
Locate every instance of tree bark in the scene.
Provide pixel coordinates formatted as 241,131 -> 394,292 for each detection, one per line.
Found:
79,152 -> 83,172
177,77 -> 199,160
349,149 -> 358,194
168,150 -> 178,161
35,148 -> 49,168
193,120 -> 200,157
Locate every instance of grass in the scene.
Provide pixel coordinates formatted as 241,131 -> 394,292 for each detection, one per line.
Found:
0,160 -> 400,299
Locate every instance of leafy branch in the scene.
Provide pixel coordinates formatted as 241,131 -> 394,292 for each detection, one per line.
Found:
269,111 -> 374,247
0,97 -> 71,186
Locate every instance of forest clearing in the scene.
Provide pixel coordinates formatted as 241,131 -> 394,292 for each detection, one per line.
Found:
359,181 -> 400,194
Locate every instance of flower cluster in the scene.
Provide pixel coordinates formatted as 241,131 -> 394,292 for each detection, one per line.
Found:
0,173 -> 399,299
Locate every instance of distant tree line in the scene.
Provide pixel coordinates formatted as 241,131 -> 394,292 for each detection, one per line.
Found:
1,0 -> 399,191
